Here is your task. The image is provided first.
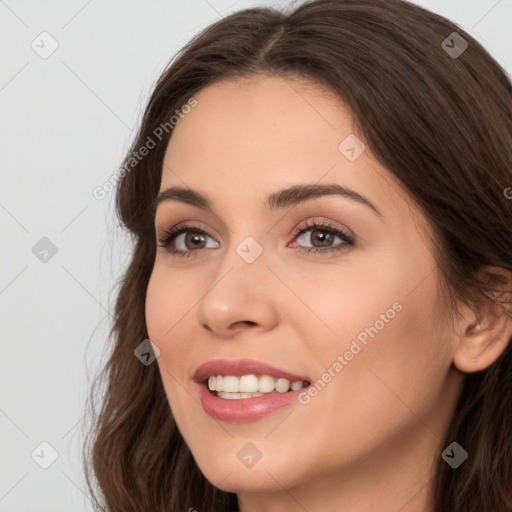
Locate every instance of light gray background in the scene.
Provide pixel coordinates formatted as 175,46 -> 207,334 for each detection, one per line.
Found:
1,1 -> 511,510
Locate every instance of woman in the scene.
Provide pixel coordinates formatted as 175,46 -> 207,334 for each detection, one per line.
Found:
84,0 -> 512,510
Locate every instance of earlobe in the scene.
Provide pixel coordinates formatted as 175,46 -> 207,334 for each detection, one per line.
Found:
453,317 -> 510,373
452,269 -> 512,373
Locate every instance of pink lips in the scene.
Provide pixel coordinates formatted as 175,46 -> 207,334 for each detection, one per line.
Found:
193,359 -> 311,422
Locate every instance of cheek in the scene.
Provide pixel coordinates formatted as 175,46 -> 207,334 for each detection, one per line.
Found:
145,271 -> 169,342
145,263 -> 212,395
335,272 -> 453,423
145,268 -> 199,420
301,251 -> 452,411
287,260 -> 408,350
297,291 -> 452,468
145,264 -> 193,344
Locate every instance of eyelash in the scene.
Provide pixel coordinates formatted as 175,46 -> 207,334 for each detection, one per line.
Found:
156,219 -> 355,259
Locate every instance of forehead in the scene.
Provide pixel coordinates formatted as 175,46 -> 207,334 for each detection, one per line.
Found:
159,75 -> 424,231
164,74 -> 353,170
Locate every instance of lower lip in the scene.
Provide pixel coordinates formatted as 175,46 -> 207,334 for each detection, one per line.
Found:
197,383 -> 307,422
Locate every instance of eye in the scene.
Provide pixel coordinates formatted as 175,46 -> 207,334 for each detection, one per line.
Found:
291,219 -> 355,254
156,218 -> 355,258
157,223 -> 219,258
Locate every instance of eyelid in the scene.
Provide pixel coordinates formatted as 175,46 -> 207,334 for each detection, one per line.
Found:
289,217 -> 355,243
157,218 -> 217,238
156,222 -> 211,247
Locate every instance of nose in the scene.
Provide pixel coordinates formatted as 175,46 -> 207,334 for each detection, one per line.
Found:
196,249 -> 279,337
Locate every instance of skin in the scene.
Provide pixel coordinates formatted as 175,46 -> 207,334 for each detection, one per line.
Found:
145,75 -> 511,512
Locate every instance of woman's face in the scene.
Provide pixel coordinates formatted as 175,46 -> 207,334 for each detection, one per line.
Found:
146,75 -> 465,504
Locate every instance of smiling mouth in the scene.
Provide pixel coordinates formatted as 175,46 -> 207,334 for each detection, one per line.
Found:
206,374 -> 311,399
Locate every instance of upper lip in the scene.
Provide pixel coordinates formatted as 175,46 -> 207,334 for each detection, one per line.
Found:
193,359 -> 310,384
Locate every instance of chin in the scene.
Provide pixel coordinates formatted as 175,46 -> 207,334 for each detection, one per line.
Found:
192,448 -> 299,493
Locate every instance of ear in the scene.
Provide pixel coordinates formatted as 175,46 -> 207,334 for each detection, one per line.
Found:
453,266 -> 512,373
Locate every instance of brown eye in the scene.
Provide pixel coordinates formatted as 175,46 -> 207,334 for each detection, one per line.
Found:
308,229 -> 335,247
183,232 -> 207,249
157,224 -> 219,256
293,220 -> 355,254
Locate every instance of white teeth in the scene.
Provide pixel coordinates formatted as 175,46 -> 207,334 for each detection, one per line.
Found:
258,375 -> 275,393
222,376 -> 239,393
275,378 -> 290,393
217,391 -> 266,399
239,392 -> 264,398
207,374 -> 308,394
218,392 -> 240,399
291,380 -> 303,391
240,374 -> 259,393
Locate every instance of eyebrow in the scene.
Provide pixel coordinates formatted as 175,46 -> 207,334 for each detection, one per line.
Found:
153,183 -> 382,217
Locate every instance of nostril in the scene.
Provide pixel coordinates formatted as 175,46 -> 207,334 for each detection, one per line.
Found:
233,321 -> 257,328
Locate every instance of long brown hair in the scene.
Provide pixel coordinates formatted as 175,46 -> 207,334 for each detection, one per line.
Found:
83,0 -> 512,510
